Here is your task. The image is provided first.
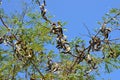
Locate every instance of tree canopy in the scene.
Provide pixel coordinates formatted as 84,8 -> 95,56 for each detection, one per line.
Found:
0,0 -> 120,80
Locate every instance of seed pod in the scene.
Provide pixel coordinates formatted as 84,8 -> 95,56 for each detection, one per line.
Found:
46,57 -> 53,71
0,37 -> 4,44
50,23 -> 57,34
64,43 -> 71,53
52,62 -> 59,72
86,54 -> 92,64
104,28 -> 111,39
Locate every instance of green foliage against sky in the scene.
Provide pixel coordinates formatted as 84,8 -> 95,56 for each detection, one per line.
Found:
0,0 -> 120,80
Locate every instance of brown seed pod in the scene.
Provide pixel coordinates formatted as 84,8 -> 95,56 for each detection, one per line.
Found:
0,37 -> 4,44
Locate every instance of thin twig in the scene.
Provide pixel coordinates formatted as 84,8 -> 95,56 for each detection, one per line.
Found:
83,23 -> 92,38
0,17 -> 9,30
0,17 -> 18,40
107,12 -> 120,24
30,60 -> 46,80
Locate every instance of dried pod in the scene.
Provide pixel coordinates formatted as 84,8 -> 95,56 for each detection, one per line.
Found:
46,57 -> 53,71
50,23 -> 57,34
89,36 -> 101,51
86,54 -> 92,64
100,26 -> 111,39
0,37 -> 4,44
52,62 -> 59,72
104,28 -> 111,39
56,25 -> 63,35
60,35 -> 67,44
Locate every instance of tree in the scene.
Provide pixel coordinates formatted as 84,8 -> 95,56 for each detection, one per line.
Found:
0,0 -> 120,80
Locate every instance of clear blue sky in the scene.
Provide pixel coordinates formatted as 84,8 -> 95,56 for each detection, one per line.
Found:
1,0 -> 120,80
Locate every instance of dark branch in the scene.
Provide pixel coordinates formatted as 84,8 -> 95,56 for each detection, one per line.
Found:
30,60 -> 46,80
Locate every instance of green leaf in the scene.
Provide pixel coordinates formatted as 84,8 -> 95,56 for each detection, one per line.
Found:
110,8 -> 118,14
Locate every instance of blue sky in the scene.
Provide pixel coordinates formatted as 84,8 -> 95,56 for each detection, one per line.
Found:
47,0 -> 120,39
1,0 -> 120,80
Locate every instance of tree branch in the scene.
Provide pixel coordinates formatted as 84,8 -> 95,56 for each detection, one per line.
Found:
0,17 -> 9,30
30,60 -> 46,80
